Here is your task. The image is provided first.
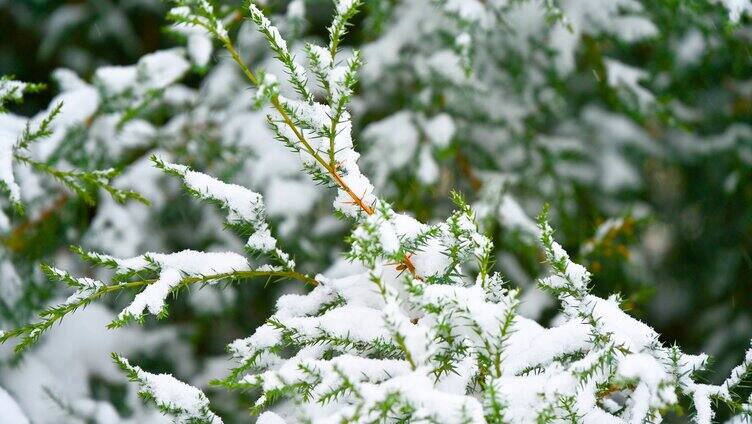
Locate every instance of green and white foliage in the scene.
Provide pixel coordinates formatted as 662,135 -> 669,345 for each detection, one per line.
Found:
114,354 -> 223,424
0,7 -> 341,420
0,13 -> 223,421
1,0 -> 752,423
3,1 -> 752,423
220,203 -> 752,423
353,0 -> 752,373
0,70 -> 156,333
0,33 -> 208,335
3,157 -> 317,348
350,0 -> 672,310
356,0 -> 743,204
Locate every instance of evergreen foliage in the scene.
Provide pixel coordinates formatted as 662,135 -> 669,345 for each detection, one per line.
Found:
1,0 -> 751,423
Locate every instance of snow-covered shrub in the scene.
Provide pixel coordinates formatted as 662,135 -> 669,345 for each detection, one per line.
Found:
354,0 -> 752,374
0,54 -> 204,423
1,2 -> 350,419
3,1 -> 752,423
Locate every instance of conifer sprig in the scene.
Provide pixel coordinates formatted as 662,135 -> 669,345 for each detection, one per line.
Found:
0,263 -> 315,354
14,156 -> 149,206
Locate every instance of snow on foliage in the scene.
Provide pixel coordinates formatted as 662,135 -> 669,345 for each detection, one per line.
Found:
1,0 -> 752,423
716,0 -> 752,21
114,354 -> 223,424
219,204 -> 752,423
154,156 -> 296,270
112,250 -> 252,323
155,157 -> 278,250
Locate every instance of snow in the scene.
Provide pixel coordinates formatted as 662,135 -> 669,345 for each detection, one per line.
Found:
225,196 -> 750,423
84,153 -> 164,258
287,0 -> 304,19
587,295 -> 659,352
600,150 -> 640,192
719,344 -> 752,396
0,126 -> 20,203
0,387 -> 29,424
4,1 -> 752,422
120,268 -> 183,318
362,111 -> 419,187
0,79 -> 27,103
336,0 -> 355,14
243,6 -> 375,219
491,373 -> 577,422
328,65 -> 350,103
247,227 -> 277,252
115,250 -> 251,276
426,49 -> 466,82
355,371 -> 485,423
90,115 -> 156,157
417,144 -> 439,184
361,0 -> 427,80
618,353 -> 669,391
235,199 -> 735,421
605,59 -> 655,108
422,113 -> 455,148
377,220 -> 400,254
249,4 -> 289,53
384,298 -> 433,362
411,237 -> 451,277
498,195 -> 540,237
95,65 -> 137,95
52,68 -> 87,91
118,355 -> 223,424
47,73 -> 100,129
58,397 -> 122,423
138,49 -> 190,91
308,45 -> 332,69
258,411 -> 286,424
716,0 -> 752,22
115,250 -> 251,320
611,16 -> 658,42
455,32 -> 471,49
0,253 -> 24,308
254,72 -> 278,104
61,277 -> 105,306
0,210 -> 8,231
333,166 -> 377,217
140,372 -> 209,417
282,305 -> 389,343
1,304 -> 181,423
188,32 -> 213,67
264,178 -> 317,219
443,0 -> 487,25
503,320 -> 592,375
392,212 -> 425,239
159,159 -> 279,253
544,235 -> 591,294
